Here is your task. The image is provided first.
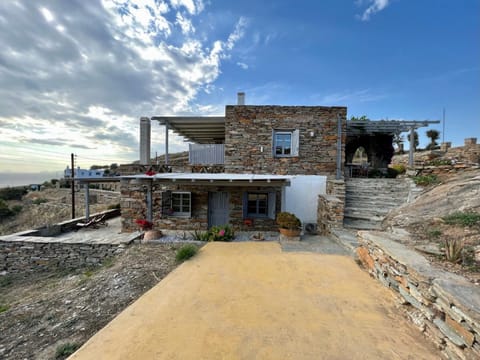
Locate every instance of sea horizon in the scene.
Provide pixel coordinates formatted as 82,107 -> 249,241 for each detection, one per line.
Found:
0,171 -> 63,189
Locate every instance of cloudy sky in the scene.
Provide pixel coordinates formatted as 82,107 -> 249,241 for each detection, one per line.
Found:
0,0 -> 479,176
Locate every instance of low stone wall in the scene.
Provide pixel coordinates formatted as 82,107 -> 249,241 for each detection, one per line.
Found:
357,231 -> 480,360
318,179 -> 345,235
0,241 -> 126,274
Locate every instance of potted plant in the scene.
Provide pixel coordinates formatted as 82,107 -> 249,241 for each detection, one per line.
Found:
276,212 -> 301,237
135,219 -> 162,241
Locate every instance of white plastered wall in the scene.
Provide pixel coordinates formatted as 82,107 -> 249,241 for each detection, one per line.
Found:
283,175 -> 327,225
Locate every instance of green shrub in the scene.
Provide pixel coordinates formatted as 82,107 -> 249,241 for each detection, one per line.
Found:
427,229 -> 442,239
191,230 -> 209,241
55,342 -> 80,359
443,212 -> 480,227
0,187 -> 27,200
390,164 -> 406,174
207,225 -> 235,241
176,244 -> 198,262
276,212 -> 301,230
429,159 -> 451,166
11,205 -> 22,214
32,198 -> 48,205
412,174 -> 439,186
0,199 -> 14,218
0,304 -> 9,313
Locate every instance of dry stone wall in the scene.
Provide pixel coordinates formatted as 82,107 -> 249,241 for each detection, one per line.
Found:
224,105 -> 346,176
0,241 -> 125,274
357,231 -> 480,360
317,179 -> 345,235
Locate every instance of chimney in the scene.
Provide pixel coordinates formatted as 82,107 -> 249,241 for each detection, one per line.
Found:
139,117 -> 151,165
237,92 -> 245,105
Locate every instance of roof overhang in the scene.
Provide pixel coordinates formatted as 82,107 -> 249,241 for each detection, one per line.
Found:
123,173 -> 291,187
151,116 -> 226,144
74,177 -> 121,183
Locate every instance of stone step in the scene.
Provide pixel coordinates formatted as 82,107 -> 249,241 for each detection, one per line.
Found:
343,218 -> 383,230
343,211 -> 385,221
344,208 -> 392,217
344,198 -> 407,207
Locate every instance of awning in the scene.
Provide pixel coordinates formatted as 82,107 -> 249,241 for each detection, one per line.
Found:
123,173 -> 291,187
151,116 -> 225,144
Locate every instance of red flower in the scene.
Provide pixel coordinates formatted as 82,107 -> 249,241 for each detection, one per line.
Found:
135,219 -> 153,230
145,170 -> 156,176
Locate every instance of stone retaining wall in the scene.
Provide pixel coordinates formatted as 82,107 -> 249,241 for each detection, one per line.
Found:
0,241 -> 126,274
317,179 -> 345,235
357,231 -> 480,360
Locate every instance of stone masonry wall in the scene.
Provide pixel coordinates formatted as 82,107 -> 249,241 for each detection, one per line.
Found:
317,179 -> 345,235
357,231 -> 480,360
224,105 -> 347,176
121,179 -> 281,232
0,241 -> 125,274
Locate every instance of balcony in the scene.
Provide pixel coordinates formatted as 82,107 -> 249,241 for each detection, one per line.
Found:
189,144 -> 225,165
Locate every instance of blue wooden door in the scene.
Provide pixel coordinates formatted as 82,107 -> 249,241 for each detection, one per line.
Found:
208,192 -> 229,227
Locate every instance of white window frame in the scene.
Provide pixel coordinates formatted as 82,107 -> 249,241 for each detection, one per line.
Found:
171,191 -> 191,217
273,129 -> 299,157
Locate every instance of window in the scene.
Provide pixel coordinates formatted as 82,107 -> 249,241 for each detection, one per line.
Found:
171,192 -> 191,217
243,192 -> 276,219
273,129 -> 299,157
247,193 -> 268,217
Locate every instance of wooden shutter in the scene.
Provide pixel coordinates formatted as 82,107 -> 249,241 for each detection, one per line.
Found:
242,192 -> 248,218
291,130 -> 300,156
161,190 -> 172,218
268,192 -> 276,219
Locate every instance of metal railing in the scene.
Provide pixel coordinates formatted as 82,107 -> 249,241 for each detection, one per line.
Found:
189,144 -> 225,165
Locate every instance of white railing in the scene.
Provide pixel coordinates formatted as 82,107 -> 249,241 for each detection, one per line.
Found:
189,144 -> 225,165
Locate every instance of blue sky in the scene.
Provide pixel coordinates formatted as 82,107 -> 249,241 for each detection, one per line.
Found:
0,0 -> 478,176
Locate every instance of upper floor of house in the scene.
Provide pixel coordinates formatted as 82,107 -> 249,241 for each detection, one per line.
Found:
151,104 -> 347,177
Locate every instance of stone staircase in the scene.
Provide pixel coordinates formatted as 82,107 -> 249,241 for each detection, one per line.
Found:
343,178 -> 415,230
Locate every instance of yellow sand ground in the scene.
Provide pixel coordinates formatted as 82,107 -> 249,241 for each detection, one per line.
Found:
70,242 -> 440,359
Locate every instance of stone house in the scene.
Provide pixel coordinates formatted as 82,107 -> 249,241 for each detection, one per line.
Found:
120,101 -> 347,234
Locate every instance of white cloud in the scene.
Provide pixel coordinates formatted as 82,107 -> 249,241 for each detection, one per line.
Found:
169,0 -> 204,15
176,12 -> 195,34
314,89 -> 387,105
357,0 -> 391,21
39,7 -> 55,23
237,62 -> 248,70
0,0 -> 247,171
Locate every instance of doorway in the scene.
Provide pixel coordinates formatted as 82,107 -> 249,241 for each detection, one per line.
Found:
208,192 -> 229,227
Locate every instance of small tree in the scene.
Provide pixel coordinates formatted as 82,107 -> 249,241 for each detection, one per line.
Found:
350,115 -> 369,121
426,129 -> 440,150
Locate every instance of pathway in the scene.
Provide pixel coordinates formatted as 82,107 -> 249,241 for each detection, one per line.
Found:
70,241 -> 441,359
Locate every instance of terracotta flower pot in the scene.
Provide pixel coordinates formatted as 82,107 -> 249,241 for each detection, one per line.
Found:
279,228 -> 301,237
143,230 -> 162,241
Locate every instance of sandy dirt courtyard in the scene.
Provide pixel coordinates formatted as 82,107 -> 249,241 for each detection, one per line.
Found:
70,242 -> 441,359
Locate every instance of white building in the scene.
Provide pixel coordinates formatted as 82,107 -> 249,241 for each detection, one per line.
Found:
64,166 -> 106,179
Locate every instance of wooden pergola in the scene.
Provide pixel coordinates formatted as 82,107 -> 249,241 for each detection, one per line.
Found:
347,120 -> 441,166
